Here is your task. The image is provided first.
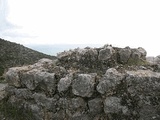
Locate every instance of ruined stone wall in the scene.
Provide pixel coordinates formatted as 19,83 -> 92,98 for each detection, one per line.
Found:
57,45 -> 147,74
3,45 -> 160,120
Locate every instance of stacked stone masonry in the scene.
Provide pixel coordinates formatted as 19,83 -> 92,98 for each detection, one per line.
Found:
3,45 -> 160,120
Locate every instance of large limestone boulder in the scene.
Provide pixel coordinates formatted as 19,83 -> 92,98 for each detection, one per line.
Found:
98,46 -> 115,61
5,58 -> 55,88
137,47 -> 147,59
104,97 -> 128,114
14,88 -> 33,99
146,56 -> 155,65
126,70 -> 160,120
147,55 -> 160,72
126,70 -> 160,95
21,70 -> 56,94
154,55 -> 160,64
75,48 -> 98,62
97,68 -> 124,95
119,47 -> 131,64
5,66 -> 29,87
131,47 -> 147,60
0,83 -> 8,100
58,74 -> 73,93
88,98 -> 103,115
54,97 -> 87,119
72,74 -> 96,97
33,93 -> 56,111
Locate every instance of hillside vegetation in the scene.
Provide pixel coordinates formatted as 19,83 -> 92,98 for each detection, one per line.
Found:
0,38 -> 56,76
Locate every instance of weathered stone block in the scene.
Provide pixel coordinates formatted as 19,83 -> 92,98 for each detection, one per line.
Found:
97,68 -> 124,94
72,74 -> 96,97
104,97 -> 127,114
88,98 -> 103,114
119,47 -> 131,64
98,46 -> 115,61
21,70 -> 56,94
58,74 -> 72,93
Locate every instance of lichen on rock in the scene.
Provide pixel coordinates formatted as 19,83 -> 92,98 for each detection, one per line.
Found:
2,45 -> 160,120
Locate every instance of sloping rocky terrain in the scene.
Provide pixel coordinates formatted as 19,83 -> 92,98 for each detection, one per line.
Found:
1,45 -> 160,120
0,38 -> 56,77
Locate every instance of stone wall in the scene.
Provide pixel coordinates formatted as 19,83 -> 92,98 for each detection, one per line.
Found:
3,45 -> 160,120
57,45 -> 147,74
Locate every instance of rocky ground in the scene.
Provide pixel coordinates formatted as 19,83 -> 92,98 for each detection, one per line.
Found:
1,45 -> 160,120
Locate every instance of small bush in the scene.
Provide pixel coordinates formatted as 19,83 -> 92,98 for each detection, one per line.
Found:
127,58 -> 149,66
0,76 -> 6,83
0,98 -> 35,120
0,66 -> 4,77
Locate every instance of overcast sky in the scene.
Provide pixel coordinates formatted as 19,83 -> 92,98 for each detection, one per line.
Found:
0,0 -> 160,56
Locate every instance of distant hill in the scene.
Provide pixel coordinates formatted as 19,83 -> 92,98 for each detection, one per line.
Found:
26,44 -> 103,56
0,38 -> 56,76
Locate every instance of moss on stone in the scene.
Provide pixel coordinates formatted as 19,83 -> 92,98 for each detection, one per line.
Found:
127,58 -> 149,66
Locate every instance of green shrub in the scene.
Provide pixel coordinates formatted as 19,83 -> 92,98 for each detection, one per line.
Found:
0,98 -> 35,120
0,66 -> 4,77
127,58 -> 149,66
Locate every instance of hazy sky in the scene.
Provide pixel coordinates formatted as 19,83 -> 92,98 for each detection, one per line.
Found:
0,0 -> 160,56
